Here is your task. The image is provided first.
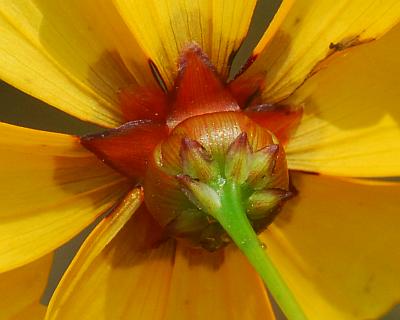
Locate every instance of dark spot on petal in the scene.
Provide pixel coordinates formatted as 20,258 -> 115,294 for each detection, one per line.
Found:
294,17 -> 301,26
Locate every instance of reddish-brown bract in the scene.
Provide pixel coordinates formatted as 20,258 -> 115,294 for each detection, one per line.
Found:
167,45 -> 240,128
228,73 -> 264,108
81,121 -> 168,183
119,86 -> 169,123
245,105 -> 303,146
81,45 -> 301,183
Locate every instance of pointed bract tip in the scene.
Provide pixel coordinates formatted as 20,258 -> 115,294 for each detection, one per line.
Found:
179,42 -> 213,66
235,132 -> 249,146
180,137 -> 208,156
227,132 -> 252,154
179,137 -> 217,181
225,132 -> 252,184
176,174 -> 221,214
265,143 -> 279,155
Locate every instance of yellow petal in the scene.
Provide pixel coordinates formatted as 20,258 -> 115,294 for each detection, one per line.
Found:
0,253 -> 52,319
0,0 -> 157,127
10,303 -> 47,320
113,0 -> 257,87
47,197 -> 274,319
261,172 -> 400,319
236,0 -> 400,102
0,122 -> 129,272
46,190 -> 176,320
285,23 -> 400,177
163,243 -> 275,320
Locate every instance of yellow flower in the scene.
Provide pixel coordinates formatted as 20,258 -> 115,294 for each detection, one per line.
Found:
0,1 -> 400,319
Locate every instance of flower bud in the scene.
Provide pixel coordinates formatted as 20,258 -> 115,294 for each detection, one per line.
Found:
144,111 -> 290,251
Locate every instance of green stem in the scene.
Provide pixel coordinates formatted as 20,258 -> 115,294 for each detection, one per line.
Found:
214,182 -> 307,320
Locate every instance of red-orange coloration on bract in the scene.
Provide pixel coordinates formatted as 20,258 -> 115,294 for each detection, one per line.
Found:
81,44 -> 301,186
